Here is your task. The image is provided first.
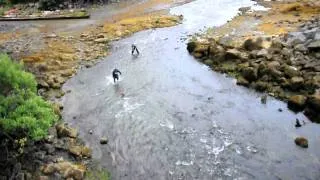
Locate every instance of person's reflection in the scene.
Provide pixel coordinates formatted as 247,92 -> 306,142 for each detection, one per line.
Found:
114,83 -> 125,98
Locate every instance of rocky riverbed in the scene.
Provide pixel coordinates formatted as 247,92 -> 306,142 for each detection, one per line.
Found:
187,0 -> 320,123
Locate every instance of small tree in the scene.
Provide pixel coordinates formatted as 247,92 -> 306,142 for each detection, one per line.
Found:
0,54 -> 57,140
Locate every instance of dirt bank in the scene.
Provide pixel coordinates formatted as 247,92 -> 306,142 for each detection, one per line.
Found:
187,0 -> 320,122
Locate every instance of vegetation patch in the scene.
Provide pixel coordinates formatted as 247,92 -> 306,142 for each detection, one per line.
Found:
0,54 -> 58,140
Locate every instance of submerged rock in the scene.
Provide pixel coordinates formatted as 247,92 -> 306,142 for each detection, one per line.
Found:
100,137 -> 108,144
294,137 -> 308,148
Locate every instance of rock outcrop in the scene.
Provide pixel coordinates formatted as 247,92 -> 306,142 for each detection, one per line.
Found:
187,17 -> 320,122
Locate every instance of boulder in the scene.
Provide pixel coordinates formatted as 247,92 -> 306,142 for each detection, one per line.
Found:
256,49 -> 268,57
307,40 -> 320,51
288,76 -> 304,90
287,95 -> 307,111
254,81 -> 269,92
56,123 -> 78,138
204,59 -> 213,66
304,107 -> 320,123
69,145 -> 92,158
287,32 -> 306,46
284,65 -> 300,78
236,76 -> 250,87
294,44 -> 308,52
187,41 -> 197,53
41,161 -> 85,180
267,61 -> 281,70
243,38 -> 263,51
100,137 -> 108,144
241,67 -> 258,82
63,166 -> 85,180
193,52 -> 203,58
225,49 -> 241,60
303,28 -> 318,39
315,31 -> 320,40
306,95 -> 320,112
294,137 -> 308,148
271,39 -> 283,49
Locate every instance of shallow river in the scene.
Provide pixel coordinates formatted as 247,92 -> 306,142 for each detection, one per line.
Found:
62,0 -> 320,179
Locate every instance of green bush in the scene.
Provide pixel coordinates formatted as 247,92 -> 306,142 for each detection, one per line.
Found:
0,54 -> 57,140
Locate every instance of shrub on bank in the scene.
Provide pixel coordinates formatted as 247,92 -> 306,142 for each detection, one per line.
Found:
0,54 -> 57,140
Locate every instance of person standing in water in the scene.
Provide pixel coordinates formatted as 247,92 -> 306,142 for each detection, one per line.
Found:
112,68 -> 122,83
131,44 -> 140,55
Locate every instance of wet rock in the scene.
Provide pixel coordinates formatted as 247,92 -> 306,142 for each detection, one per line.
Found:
289,76 -> 304,90
288,95 -> 307,112
41,161 -> 85,180
225,49 -> 241,59
307,40 -> 320,51
254,81 -> 269,92
15,173 -> 24,180
100,137 -> 108,144
241,67 -> 258,82
69,145 -> 92,158
271,39 -> 283,49
294,44 -> 308,52
261,95 -> 267,104
306,95 -> 320,112
287,32 -> 306,46
204,59 -> 213,66
256,49 -> 268,58
267,61 -> 281,70
236,76 -> 250,87
187,41 -> 197,53
193,52 -> 203,58
56,123 -> 78,138
304,106 -> 320,123
295,119 -> 302,128
43,144 -> 55,154
34,151 -> 46,160
284,65 -> 300,78
243,38 -> 263,51
303,28 -> 318,39
294,137 -> 308,148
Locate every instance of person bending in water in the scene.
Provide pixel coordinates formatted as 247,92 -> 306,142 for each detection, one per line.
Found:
112,69 -> 122,83
131,44 -> 140,55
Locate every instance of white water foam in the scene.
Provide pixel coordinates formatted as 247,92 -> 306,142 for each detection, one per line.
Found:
159,119 -> 175,130
175,160 -> 194,166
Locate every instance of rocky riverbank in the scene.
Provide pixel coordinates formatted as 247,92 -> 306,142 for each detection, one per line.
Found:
187,0 -> 320,122
0,120 -> 96,179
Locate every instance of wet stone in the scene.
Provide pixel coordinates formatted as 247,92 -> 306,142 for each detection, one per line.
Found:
100,137 -> 108,144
